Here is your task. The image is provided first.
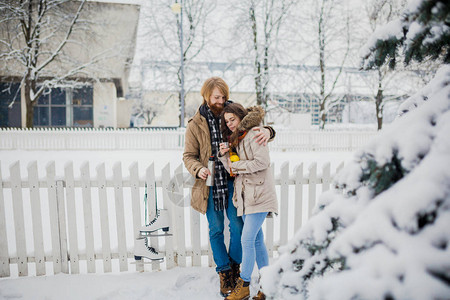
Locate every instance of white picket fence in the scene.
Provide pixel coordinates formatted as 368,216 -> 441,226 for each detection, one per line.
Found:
0,160 -> 343,278
0,127 -> 377,151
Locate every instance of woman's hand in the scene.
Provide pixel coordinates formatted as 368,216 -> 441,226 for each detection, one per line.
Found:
253,127 -> 271,146
219,142 -> 230,156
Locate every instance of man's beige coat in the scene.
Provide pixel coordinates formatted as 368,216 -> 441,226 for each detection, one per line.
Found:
183,110 -> 212,214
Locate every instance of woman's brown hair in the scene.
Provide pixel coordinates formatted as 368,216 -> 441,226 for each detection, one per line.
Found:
221,103 -> 248,147
200,77 -> 230,105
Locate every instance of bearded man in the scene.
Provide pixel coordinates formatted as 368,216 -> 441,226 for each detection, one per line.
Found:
183,77 -> 275,297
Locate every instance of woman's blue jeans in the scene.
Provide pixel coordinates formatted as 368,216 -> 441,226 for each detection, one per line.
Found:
206,180 -> 243,272
240,212 -> 269,282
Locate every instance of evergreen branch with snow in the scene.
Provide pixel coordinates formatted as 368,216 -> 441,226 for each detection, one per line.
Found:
361,0 -> 450,69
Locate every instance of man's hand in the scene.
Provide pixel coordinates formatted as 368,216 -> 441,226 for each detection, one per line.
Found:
197,167 -> 211,180
253,127 -> 271,146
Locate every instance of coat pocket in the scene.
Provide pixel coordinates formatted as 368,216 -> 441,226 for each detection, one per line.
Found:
243,176 -> 265,205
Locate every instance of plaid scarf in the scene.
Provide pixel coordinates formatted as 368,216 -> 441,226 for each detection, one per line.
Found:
203,105 -> 228,211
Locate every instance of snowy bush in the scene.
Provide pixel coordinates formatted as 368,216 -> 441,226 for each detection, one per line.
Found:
260,65 -> 450,299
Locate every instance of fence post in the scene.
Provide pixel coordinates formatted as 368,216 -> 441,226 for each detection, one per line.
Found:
10,161 -> 27,276
145,163 -> 161,270
161,163 -> 176,268
27,161 -> 45,276
64,162 -> 80,274
173,164 -> 186,267
96,163 -> 112,273
55,180 -> 69,274
112,162 -> 128,272
46,161 -> 62,275
265,163 -> 275,257
322,162 -> 331,192
280,162 -> 289,246
294,163 -> 304,232
80,162 -> 96,273
308,162 -> 317,219
129,162 -> 144,273
0,161 -> 10,277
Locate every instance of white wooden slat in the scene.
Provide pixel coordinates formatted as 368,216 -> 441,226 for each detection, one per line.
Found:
265,163 -> 275,257
322,162 -> 331,192
161,163 -> 175,268
96,163 -> 112,273
10,161 -> 27,276
46,162 -> 62,274
308,163 -> 317,219
129,162 -> 143,272
145,163 -> 160,270
27,161 -> 45,276
146,164 -> 157,221
279,162 -> 289,246
64,162 -> 80,274
56,180 -> 69,273
174,164 -> 186,267
336,161 -> 345,175
112,162 -> 128,272
190,208 -> 201,266
208,240 -> 214,268
0,161 -> 10,277
80,162 -> 96,273
294,163 -> 304,232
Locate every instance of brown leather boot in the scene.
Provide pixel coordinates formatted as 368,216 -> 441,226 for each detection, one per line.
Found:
225,277 -> 250,300
219,269 -> 233,297
252,290 -> 265,300
230,262 -> 241,288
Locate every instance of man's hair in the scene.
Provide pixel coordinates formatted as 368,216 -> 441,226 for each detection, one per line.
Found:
200,77 -> 230,105
221,103 -> 248,147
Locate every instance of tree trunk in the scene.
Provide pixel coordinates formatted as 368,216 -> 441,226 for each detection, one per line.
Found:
250,2 -> 263,106
376,70 -> 383,130
24,81 -> 35,128
318,1 -> 326,130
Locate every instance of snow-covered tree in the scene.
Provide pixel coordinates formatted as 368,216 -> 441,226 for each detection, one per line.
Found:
295,0 -> 353,129
247,0 -> 292,108
0,0 -> 85,127
138,0 -> 216,126
361,0 -> 449,69
131,99 -> 161,126
261,64 -> 450,300
260,1 -> 450,299
361,0 -> 407,130
225,0 -> 293,109
0,0 -> 131,128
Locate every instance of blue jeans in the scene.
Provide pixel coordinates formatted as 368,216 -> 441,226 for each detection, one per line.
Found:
240,212 -> 269,282
206,180 -> 243,272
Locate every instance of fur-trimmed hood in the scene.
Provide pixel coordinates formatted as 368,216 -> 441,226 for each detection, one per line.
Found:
237,106 -> 265,132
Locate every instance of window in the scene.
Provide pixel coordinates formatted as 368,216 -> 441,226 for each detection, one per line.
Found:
0,82 -> 21,127
33,85 -> 93,127
73,86 -> 93,127
34,88 -> 66,127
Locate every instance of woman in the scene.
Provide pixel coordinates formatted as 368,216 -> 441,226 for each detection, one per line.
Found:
218,103 -> 278,300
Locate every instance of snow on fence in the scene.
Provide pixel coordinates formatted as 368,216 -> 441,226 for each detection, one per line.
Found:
0,127 -> 376,151
0,160 -> 343,278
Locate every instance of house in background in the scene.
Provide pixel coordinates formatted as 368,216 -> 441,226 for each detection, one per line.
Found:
0,1 -> 140,128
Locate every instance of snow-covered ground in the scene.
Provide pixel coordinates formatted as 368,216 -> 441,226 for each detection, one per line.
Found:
0,149 -> 353,300
0,267 -> 220,300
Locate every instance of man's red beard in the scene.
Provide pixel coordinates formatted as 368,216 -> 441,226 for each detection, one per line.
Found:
208,102 -> 224,116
